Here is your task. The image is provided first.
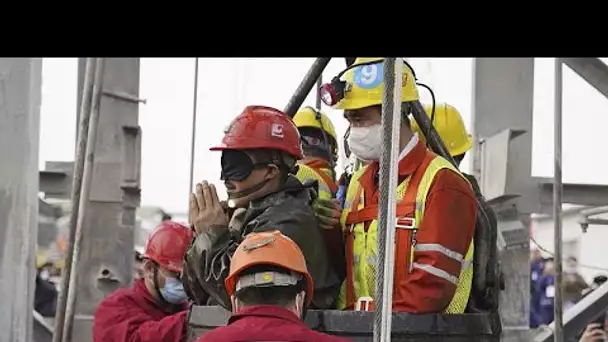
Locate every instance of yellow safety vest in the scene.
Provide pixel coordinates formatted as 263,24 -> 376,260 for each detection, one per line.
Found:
296,163 -> 336,200
337,155 -> 474,313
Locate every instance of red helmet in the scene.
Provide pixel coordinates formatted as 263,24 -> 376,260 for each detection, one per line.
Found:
210,105 -> 304,159
142,221 -> 193,273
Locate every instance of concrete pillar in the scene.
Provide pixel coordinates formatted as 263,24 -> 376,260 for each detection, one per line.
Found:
472,58 -> 536,342
0,58 -> 42,342
70,58 -> 141,342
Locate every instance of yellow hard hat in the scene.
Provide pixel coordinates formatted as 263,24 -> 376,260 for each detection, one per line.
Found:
293,107 -> 338,143
36,252 -> 49,269
410,103 -> 473,156
333,57 -> 419,110
294,106 -> 338,159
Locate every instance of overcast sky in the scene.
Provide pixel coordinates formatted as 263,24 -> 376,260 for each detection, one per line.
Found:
38,58 -> 608,214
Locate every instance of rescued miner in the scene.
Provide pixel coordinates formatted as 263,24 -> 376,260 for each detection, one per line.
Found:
182,105 -> 344,311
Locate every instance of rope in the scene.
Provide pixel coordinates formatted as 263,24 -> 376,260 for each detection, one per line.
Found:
374,58 -> 403,342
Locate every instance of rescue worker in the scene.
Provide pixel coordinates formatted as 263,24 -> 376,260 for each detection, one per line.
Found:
93,221 -> 194,342
195,230 -> 351,342
317,57 -> 477,313
563,256 -> 588,309
35,255 -> 58,317
293,106 -> 345,277
530,248 -> 544,328
538,258 -> 556,325
183,105 -> 343,311
411,102 -> 502,311
293,106 -> 339,197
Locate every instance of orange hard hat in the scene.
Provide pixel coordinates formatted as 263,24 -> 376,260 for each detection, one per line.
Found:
210,106 -> 304,159
142,221 -> 194,273
224,230 -> 313,304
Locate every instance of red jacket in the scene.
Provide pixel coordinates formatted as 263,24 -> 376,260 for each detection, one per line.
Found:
195,305 -> 351,342
93,280 -> 188,342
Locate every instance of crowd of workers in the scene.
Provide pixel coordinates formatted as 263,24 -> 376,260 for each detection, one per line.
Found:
88,57 -> 490,341
530,249 -> 608,342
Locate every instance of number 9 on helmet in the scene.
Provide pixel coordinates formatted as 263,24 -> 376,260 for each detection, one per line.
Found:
318,57 -> 420,110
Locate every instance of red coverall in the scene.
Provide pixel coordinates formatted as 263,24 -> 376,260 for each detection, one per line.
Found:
93,279 -> 188,342
195,305 -> 351,342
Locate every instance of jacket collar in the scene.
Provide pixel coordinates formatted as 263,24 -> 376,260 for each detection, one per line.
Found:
248,176 -> 312,212
228,305 -> 304,326
302,158 -> 331,170
361,137 -> 429,187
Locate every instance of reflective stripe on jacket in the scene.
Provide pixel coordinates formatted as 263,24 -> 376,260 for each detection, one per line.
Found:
296,160 -> 338,200
337,140 -> 477,313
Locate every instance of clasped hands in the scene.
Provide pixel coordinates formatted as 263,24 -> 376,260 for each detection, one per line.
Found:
189,181 -> 229,236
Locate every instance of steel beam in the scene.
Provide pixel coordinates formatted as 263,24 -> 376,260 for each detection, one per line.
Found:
39,162 -> 74,199
534,281 -> 608,342
68,58 -> 141,342
562,58 -> 608,100
537,177 -> 608,214
471,58 -> 535,336
0,58 -> 42,342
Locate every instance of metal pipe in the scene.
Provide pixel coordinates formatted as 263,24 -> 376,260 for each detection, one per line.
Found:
52,58 -> 96,342
374,58 -> 402,342
188,57 -> 199,193
579,205 -> 608,218
553,57 -> 564,342
283,58 -> 331,118
315,73 -> 323,110
62,58 -> 106,342
534,277 -> 608,342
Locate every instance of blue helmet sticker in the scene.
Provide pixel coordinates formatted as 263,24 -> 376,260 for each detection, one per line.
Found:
353,63 -> 384,89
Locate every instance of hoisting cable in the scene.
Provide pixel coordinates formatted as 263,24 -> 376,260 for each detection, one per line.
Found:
188,58 -> 200,193
553,57 -> 565,342
52,57 -> 96,342
312,107 -> 337,180
373,58 -> 403,342
62,57 -> 106,342
415,82 -> 436,147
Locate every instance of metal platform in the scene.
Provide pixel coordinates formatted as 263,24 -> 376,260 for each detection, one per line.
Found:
187,306 -> 502,342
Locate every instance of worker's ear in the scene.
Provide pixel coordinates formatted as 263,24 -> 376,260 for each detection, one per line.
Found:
295,290 -> 306,318
230,295 -> 239,313
142,260 -> 156,277
263,164 -> 280,181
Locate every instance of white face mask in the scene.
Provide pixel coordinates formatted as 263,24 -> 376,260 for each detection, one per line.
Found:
347,124 -> 382,162
39,269 -> 51,281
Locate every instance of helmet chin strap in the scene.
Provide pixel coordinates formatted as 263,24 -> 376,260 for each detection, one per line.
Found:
227,178 -> 271,205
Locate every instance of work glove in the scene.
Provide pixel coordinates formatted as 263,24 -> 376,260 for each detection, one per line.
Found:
313,198 -> 342,230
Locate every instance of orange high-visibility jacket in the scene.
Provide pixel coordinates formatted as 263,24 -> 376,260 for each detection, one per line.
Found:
341,140 -> 477,313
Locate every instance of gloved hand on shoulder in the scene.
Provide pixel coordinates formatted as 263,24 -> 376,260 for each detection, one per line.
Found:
313,198 -> 342,230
